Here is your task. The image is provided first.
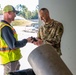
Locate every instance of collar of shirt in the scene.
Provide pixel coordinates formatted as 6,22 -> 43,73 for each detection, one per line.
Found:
1,20 -> 10,25
44,19 -> 54,28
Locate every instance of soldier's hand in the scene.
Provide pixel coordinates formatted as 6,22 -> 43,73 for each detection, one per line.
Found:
33,39 -> 43,46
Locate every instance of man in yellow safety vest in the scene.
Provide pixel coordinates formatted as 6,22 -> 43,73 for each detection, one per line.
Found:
0,5 -> 32,75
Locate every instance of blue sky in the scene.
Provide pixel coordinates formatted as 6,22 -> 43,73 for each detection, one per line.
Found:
0,0 -> 38,11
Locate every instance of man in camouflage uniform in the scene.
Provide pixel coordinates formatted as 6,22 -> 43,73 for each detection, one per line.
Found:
33,8 -> 64,56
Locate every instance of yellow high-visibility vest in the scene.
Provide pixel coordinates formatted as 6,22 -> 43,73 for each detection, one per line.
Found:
0,22 -> 22,64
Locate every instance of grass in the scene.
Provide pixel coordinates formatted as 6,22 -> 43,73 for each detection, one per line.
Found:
11,19 -> 32,26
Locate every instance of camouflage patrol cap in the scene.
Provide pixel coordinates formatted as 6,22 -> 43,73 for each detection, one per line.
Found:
3,5 -> 19,14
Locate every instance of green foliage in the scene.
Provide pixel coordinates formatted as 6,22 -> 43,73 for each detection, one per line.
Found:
15,4 -> 38,19
31,10 -> 38,19
0,10 -> 3,15
0,4 -> 3,15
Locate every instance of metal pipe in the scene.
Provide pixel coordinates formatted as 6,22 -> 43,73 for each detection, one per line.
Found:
28,44 -> 73,75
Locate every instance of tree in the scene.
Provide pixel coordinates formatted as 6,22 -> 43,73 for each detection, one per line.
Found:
31,10 -> 38,19
0,4 -> 2,15
15,4 -> 38,19
16,4 -> 28,18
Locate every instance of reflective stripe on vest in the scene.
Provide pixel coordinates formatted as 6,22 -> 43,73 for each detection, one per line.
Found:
0,48 -> 11,51
0,23 -> 16,51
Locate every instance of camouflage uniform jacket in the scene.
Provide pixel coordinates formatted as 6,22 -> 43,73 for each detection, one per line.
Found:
37,19 -> 64,56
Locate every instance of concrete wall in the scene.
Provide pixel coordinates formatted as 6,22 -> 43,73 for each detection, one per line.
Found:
39,0 -> 76,75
